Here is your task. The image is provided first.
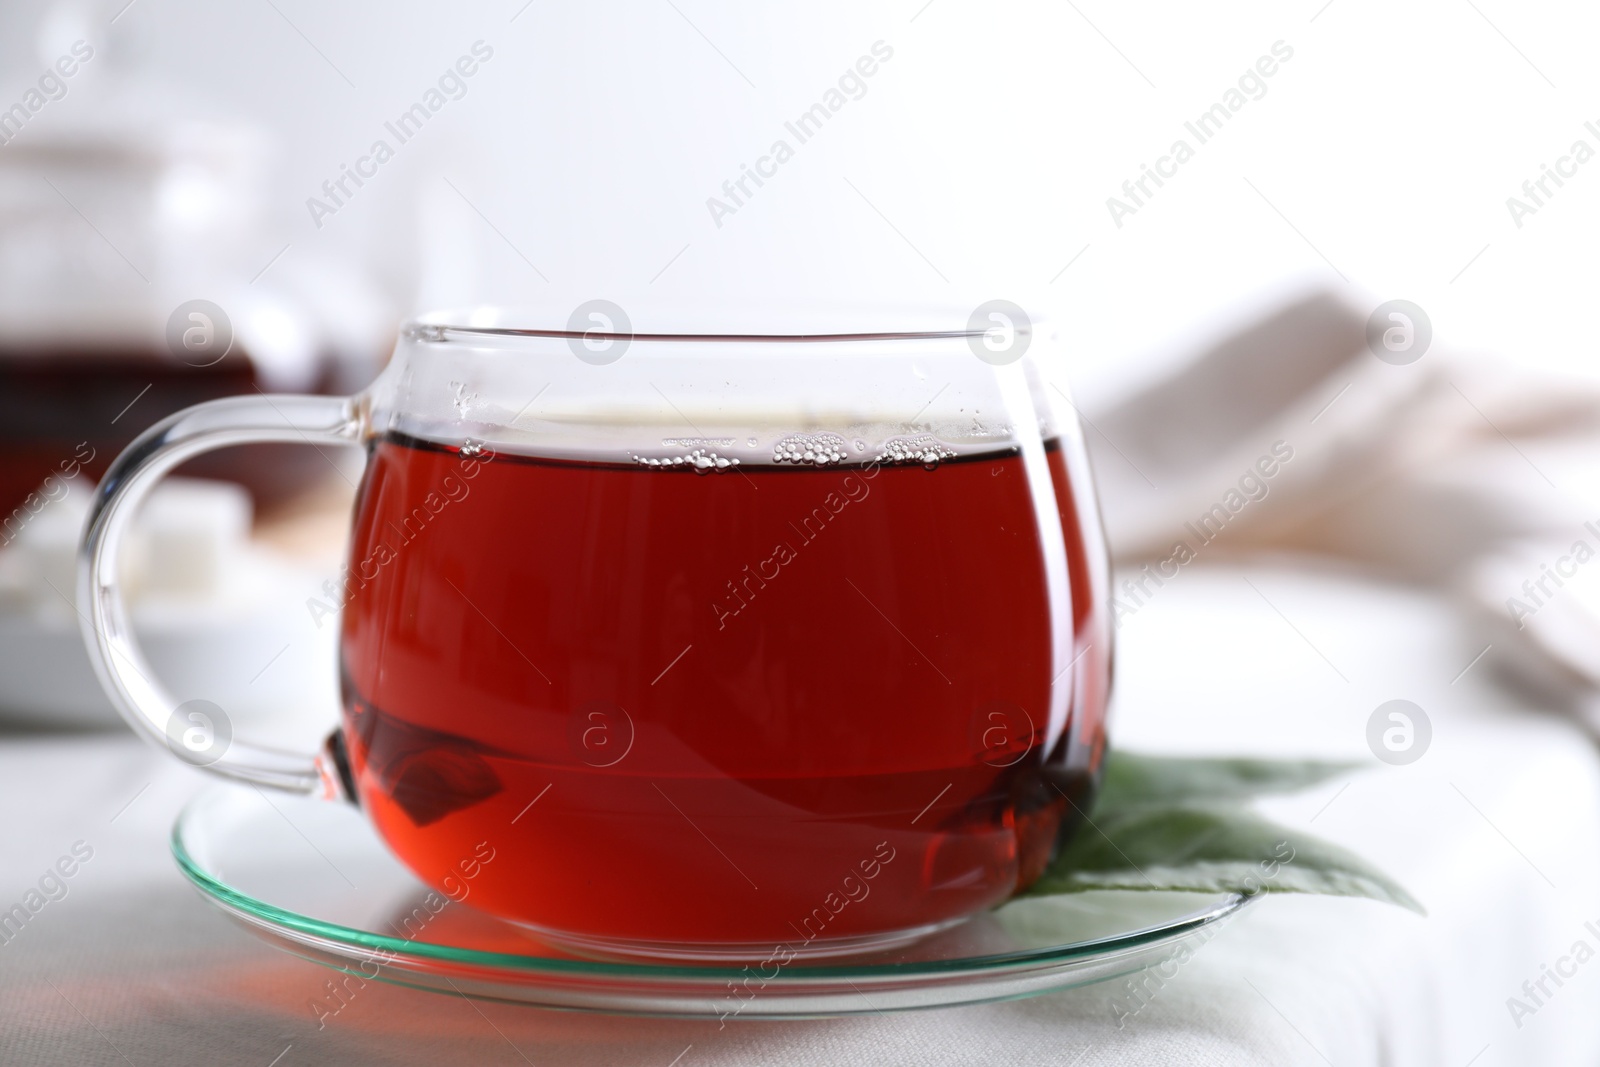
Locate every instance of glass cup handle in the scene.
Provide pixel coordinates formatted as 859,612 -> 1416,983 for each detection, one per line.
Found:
78,394 -> 364,797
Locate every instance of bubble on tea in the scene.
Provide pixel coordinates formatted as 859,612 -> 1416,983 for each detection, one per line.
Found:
877,435 -> 957,470
460,439 -> 486,458
772,432 -> 849,466
631,448 -> 740,473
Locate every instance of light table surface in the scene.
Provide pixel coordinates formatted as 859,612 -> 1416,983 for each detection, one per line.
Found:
0,564 -> 1595,1066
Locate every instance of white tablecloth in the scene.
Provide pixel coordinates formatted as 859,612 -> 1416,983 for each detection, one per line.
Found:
3,564 -> 1597,1066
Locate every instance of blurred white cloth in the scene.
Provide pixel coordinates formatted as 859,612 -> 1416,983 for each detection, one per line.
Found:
1079,290 -> 1600,719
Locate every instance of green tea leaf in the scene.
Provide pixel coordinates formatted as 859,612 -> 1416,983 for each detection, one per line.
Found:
1095,752 -> 1357,814
1023,801 -> 1423,914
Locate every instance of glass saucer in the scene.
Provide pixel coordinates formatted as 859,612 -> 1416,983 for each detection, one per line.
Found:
172,784 -> 1251,1017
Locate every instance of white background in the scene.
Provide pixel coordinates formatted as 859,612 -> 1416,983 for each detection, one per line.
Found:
1,0 -> 1594,404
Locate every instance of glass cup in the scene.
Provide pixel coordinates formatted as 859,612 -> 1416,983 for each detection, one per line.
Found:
79,308 -> 1112,960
